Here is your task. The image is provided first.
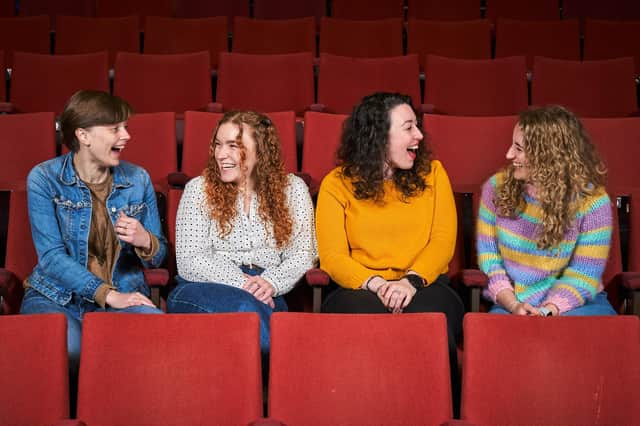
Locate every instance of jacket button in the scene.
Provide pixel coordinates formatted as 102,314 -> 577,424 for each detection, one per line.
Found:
111,207 -> 116,213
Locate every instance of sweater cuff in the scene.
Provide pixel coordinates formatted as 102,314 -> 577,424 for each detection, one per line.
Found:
483,277 -> 513,303
542,293 -> 578,314
135,231 -> 159,261
94,283 -> 116,308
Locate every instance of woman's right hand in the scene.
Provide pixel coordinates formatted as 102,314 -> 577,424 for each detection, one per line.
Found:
510,302 -> 539,316
105,290 -> 155,309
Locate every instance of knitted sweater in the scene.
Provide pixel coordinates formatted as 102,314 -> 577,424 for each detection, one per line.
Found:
316,160 -> 456,289
477,173 -> 612,313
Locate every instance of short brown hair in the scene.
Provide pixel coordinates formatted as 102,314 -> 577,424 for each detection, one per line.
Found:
60,90 -> 133,152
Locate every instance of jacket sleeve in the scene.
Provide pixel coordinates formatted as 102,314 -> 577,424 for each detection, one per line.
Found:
27,165 -> 105,302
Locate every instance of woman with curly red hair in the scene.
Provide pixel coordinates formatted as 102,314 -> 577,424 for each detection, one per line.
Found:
168,111 -> 317,352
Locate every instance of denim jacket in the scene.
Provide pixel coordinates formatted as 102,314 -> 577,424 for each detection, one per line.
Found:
26,153 -> 168,306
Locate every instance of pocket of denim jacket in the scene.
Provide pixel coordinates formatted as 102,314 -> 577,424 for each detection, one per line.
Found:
121,203 -> 146,219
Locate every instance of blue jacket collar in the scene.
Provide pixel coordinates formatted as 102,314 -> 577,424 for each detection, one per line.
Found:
59,152 -> 133,188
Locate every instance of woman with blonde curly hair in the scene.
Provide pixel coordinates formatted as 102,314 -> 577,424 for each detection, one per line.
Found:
168,111 -> 317,352
477,105 -> 616,316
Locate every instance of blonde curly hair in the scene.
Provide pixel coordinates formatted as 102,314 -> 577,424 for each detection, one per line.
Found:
202,111 -> 293,248
495,105 -> 607,249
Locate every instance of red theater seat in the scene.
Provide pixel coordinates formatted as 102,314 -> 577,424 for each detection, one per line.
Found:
424,55 -> 528,116
461,314 -> 640,425
232,16 -> 316,55
407,0 -> 480,20
531,56 -> 638,117
267,313 -> 453,425
583,19 -> 640,77
75,312 -> 263,426
0,314 -> 69,424
319,17 -> 403,58
331,0 -> 404,20
484,0 -> 560,21
55,15 -> 139,68
0,15 -> 50,67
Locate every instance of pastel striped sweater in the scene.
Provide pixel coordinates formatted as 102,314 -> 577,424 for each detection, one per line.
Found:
477,173 -> 612,313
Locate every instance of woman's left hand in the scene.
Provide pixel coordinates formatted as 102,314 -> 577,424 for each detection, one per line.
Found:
243,275 -> 276,308
115,211 -> 151,250
378,279 -> 417,313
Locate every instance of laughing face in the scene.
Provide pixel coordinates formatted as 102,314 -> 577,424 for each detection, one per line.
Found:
214,122 -> 257,188
80,121 -> 130,168
506,125 -> 530,181
385,103 -> 423,175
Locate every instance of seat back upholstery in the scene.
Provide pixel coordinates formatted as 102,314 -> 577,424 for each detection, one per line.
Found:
0,15 -> 50,67
269,312 -> 453,425
216,51 -> 314,116
114,51 -> 212,114
531,56 -> 637,117
462,314 -> 640,425
319,17 -> 403,58
301,111 -> 348,191
0,314 -> 69,425
232,16 -> 316,55
77,312 -> 263,426
11,51 -> 109,114
424,55 -> 528,116
318,53 -> 421,114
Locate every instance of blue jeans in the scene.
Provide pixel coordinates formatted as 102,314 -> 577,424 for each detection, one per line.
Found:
167,267 -> 288,353
488,291 -> 617,315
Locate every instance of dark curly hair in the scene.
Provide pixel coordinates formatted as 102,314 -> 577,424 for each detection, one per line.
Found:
337,92 -> 431,202
203,111 -> 293,248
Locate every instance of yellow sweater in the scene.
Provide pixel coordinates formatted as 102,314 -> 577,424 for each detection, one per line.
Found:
316,160 -> 457,289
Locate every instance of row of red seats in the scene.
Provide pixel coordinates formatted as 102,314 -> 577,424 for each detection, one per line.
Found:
1,50 -> 638,117
1,112 -> 639,315
2,0 -> 640,24
1,15 -> 639,71
1,312 -> 638,425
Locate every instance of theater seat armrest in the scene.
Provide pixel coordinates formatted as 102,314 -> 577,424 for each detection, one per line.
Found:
168,172 -> 190,188
0,102 -> 13,113
0,268 -> 25,314
620,272 -> 640,290
249,419 -> 285,426
143,268 -> 170,287
306,268 -> 330,287
209,102 -> 223,113
461,269 -> 488,288
310,103 -> 325,112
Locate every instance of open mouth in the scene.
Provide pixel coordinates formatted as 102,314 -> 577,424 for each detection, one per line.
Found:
220,163 -> 236,170
111,147 -> 124,153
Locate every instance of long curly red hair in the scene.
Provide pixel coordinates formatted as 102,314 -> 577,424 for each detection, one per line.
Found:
202,111 -> 293,248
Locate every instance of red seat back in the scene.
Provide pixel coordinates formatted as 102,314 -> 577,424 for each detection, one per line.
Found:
407,0 -> 481,20
318,53 -> 421,114
114,51 -> 212,114
216,51 -> 314,116
495,18 -> 580,70
584,19 -> 640,76
531,56 -> 637,117
0,314 -> 69,424
301,111 -> 347,190
484,0 -> 560,21
269,312 -> 453,424
424,55 -> 528,116
56,15 -> 140,67
0,112 -> 56,188
77,312 -> 263,426
11,51 -> 110,114
331,0 -> 404,20
144,16 -> 228,70
424,114 -> 518,192
407,19 -> 492,71
462,314 -> 640,425
319,17 -> 403,58
232,16 -> 316,55
0,15 -> 51,67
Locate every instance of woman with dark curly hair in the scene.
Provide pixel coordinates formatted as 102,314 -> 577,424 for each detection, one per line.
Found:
478,105 -> 616,316
316,92 -> 464,374
168,111 -> 317,352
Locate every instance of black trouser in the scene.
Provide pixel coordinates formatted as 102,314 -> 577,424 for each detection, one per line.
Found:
322,274 -> 464,418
